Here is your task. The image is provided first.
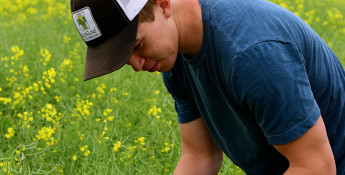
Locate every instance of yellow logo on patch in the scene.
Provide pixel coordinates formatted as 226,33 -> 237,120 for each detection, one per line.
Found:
72,7 -> 102,42
77,13 -> 89,30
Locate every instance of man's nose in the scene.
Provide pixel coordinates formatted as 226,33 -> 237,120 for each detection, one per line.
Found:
127,54 -> 145,72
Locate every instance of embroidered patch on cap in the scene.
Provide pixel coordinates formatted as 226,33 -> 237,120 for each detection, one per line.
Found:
115,0 -> 148,21
72,7 -> 102,42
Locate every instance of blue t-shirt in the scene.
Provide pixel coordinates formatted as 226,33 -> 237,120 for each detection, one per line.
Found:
162,0 -> 345,174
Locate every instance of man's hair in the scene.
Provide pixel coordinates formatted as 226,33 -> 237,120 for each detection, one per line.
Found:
138,0 -> 156,23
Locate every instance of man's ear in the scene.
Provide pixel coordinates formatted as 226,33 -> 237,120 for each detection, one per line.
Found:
156,0 -> 172,18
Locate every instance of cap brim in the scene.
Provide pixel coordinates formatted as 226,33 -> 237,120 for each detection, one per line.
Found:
83,18 -> 138,81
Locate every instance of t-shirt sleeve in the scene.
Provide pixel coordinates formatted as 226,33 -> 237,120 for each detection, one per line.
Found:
162,70 -> 201,123
229,41 -> 321,145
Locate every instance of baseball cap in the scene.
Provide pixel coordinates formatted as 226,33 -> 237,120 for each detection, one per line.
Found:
70,0 -> 148,80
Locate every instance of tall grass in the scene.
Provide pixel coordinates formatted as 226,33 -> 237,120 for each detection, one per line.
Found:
0,0 -> 344,174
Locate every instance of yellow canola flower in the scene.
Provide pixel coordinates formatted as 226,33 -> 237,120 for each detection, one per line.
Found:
1,56 -> 9,61
148,105 -> 162,117
129,145 -> 137,150
304,10 -> 316,25
80,145 -> 88,152
5,127 -> 15,139
60,59 -> 74,72
36,126 -> 56,146
33,82 -> 39,92
22,65 -> 29,77
103,108 -> 112,116
278,2 -> 290,10
80,145 -> 91,156
84,150 -> 91,156
17,111 -> 34,128
55,96 -> 62,102
161,142 -> 174,153
75,100 -> 93,117
63,36 -> 71,44
40,48 -> 52,65
125,123 -> 132,128
134,137 -> 147,150
113,141 -> 121,152
161,147 -> 170,152
46,103 -> 53,109
326,8 -> 345,30
11,46 -> 24,60
112,97 -> 119,104
42,68 -> 56,84
107,116 -> 114,121
96,83 -> 106,95
40,103 -> 60,125
137,137 -> 145,145
26,7 -> 37,15
0,97 -> 12,104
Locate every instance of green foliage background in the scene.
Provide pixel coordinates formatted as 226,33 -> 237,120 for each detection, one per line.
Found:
0,0 -> 344,174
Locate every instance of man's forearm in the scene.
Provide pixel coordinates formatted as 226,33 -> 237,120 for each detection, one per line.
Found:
174,153 -> 223,175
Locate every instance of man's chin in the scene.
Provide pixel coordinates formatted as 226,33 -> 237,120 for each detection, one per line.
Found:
160,63 -> 176,72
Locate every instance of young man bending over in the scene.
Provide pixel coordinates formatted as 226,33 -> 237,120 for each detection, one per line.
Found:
70,0 -> 345,174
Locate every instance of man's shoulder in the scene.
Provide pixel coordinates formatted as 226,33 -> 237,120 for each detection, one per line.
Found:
202,0 -> 306,54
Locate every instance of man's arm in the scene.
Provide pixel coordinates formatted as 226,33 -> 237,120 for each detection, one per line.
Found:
273,115 -> 336,175
174,117 -> 223,175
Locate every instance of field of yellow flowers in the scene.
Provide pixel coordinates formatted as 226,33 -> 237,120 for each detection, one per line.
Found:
0,0 -> 344,174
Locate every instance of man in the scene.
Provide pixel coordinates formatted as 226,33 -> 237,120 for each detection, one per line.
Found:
70,0 -> 345,174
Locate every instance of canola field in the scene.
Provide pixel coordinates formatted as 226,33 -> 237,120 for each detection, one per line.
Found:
0,0 -> 344,174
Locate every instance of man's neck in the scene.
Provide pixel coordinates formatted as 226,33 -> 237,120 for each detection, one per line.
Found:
172,0 -> 203,57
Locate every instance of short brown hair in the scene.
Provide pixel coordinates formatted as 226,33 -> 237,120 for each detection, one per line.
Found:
138,0 -> 156,23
